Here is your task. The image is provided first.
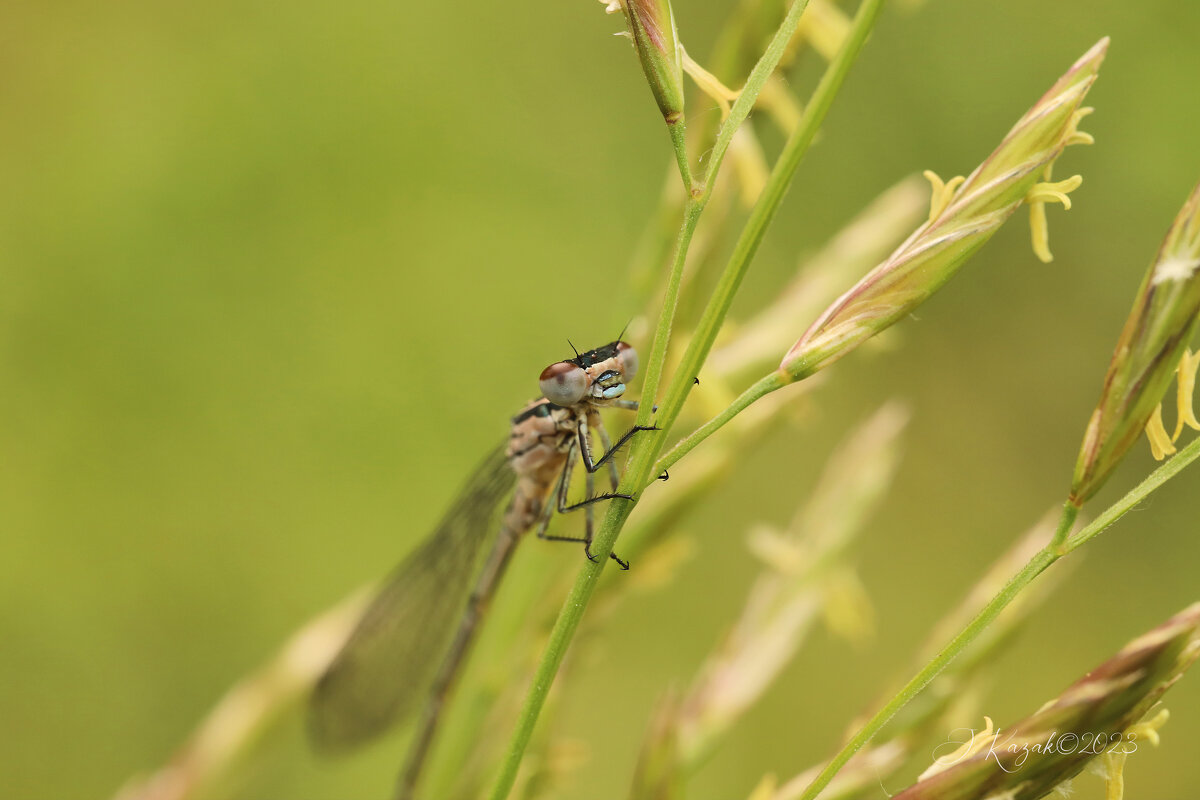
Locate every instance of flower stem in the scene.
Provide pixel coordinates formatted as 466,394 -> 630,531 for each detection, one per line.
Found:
635,197 -> 704,441
1050,499 -> 1080,550
645,0 -> 886,456
485,1 -> 879,796
633,0 -> 816,435
1063,433 -> 1200,554
792,545 -> 1061,800
667,117 -> 694,192
649,370 -> 787,487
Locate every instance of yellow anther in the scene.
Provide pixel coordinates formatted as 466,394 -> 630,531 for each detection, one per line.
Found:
1026,174 -> 1083,263
1126,707 -> 1169,746
1103,747 -> 1128,800
923,170 -> 966,222
1027,175 -> 1084,209
1102,707 -> 1169,800
756,75 -> 804,135
820,568 -> 874,646
920,717 -> 996,780
1145,404 -> 1177,460
797,0 -> 851,62
1066,107 -> 1096,146
1172,348 -> 1200,440
746,774 -> 777,800
730,126 -> 769,207
1146,349 -> 1200,458
681,47 -> 740,117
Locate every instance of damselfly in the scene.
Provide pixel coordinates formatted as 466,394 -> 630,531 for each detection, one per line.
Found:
309,340 -> 653,798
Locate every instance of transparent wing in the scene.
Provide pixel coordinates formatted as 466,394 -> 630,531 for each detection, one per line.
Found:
309,444 -> 517,751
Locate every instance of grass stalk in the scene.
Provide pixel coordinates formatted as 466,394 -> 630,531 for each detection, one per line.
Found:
651,371 -> 786,485
667,118 -> 694,191
788,546 -> 1060,800
634,0 -> 816,434
1064,432 -> 1200,554
484,3 -> 891,798
641,0 -> 886,453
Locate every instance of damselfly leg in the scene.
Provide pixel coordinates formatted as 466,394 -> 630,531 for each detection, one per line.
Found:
530,406 -> 656,569
594,415 -> 622,492
311,339 -> 654,800
577,417 -> 659,475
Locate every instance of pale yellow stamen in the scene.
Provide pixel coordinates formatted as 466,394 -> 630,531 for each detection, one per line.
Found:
730,126 -> 769,207
819,569 -> 874,645
1126,707 -> 1169,746
1145,404 -> 1177,460
756,75 -> 804,135
746,774 -> 777,800
923,170 -> 966,222
1026,173 -> 1083,263
1102,708 -> 1169,800
797,0 -> 851,62
1147,348 -> 1200,458
1066,107 -> 1096,146
1173,349 -> 1200,440
920,717 -> 996,780
1103,748 -> 1128,800
681,47 -> 740,117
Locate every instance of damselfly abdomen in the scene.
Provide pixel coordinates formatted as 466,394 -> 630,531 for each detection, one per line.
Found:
309,340 -> 651,798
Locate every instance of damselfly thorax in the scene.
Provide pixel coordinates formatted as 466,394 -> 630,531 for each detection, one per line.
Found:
310,339 -> 654,799
504,340 -> 645,562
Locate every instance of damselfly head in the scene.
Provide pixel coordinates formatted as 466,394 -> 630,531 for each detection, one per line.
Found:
538,340 -> 638,405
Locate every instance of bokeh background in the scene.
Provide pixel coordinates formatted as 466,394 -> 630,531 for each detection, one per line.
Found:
4,1 -> 1200,799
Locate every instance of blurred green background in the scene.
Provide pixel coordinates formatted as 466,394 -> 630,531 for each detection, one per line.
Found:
4,1 -> 1200,799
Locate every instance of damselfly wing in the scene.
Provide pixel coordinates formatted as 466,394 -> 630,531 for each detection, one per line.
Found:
308,340 -> 647,772
309,445 -> 516,749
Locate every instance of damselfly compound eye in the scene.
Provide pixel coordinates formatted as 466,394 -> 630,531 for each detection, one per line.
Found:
539,361 -> 588,405
616,341 -> 638,382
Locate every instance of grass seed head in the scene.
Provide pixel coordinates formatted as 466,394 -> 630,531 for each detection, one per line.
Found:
779,39 -> 1107,382
609,0 -> 685,123
1071,181 -> 1200,503
893,603 -> 1200,800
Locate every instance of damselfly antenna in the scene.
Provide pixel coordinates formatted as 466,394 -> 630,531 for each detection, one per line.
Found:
616,318 -> 633,344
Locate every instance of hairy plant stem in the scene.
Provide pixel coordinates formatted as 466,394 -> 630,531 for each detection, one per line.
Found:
483,2 -> 901,797
667,117 -> 694,191
643,0 -> 887,484
640,0 -> 886,454
790,437 -> 1200,800
634,0 -> 817,436
1063,433 -> 1200,554
651,370 -> 787,485
793,546 -> 1061,800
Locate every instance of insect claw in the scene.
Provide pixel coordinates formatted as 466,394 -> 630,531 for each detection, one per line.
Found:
657,470 -> 669,481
